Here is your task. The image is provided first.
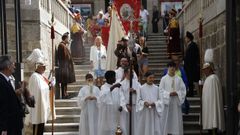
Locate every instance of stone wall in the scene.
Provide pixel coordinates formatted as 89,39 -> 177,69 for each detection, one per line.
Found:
178,0 -> 227,101
1,0 -> 73,81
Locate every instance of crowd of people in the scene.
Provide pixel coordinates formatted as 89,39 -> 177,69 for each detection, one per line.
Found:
0,4 -> 228,135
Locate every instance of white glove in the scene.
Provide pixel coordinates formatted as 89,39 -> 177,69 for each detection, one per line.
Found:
50,77 -> 56,86
164,29 -> 168,33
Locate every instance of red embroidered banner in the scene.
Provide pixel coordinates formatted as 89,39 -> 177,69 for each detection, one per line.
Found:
114,0 -> 141,33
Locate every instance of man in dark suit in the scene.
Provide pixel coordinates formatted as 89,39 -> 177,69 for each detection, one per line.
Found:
184,31 -> 200,97
0,56 -> 24,135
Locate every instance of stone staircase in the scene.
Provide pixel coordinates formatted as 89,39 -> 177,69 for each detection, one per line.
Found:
44,34 -> 204,135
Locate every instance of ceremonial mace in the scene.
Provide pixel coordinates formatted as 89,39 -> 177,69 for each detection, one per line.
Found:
49,13 -> 56,135
127,8 -> 139,135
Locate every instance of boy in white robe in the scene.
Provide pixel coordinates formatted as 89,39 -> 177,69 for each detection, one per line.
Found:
98,70 -> 125,135
159,62 -> 186,135
119,68 -> 141,135
202,63 -> 225,134
136,72 -> 164,135
77,73 -> 100,135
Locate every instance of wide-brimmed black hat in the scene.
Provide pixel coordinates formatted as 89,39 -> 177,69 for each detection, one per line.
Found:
186,31 -> 194,40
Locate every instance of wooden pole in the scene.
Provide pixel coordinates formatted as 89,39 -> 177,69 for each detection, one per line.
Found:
198,17 -> 203,135
50,13 -> 55,135
129,20 -> 133,135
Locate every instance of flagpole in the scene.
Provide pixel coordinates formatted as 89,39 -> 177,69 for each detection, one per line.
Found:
50,13 -> 55,135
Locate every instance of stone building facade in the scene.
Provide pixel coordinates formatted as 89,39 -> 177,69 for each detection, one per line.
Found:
177,0 -> 226,93
178,0 -> 240,133
1,0 -> 74,80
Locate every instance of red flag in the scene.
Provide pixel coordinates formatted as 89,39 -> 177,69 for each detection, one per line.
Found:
114,0 -> 141,33
51,26 -> 55,39
101,26 -> 110,49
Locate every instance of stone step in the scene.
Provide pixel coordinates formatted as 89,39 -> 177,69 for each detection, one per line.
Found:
45,123 -> 78,132
184,130 -> 208,135
68,91 -> 79,97
187,97 -> 201,106
45,122 -> 202,133
183,113 -> 200,122
148,48 -> 167,52
74,64 -> 91,69
75,74 -> 86,80
148,59 -> 171,64
75,69 -> 90,75
148,55 -> 169,59
71,80 -> 87,85
67,84 -> 83,91
147,40 -> 167,44
55,99 -> 78,107
48,115 -> 80,123
183,121 -> 200,130
55,107 -> 81,115
44,132 -> 79,135
147,38 -> 167,41
189,105 -> 200,113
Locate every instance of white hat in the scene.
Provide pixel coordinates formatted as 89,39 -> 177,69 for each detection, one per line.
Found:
27,48 -> 47,64
204,49 -> 214,63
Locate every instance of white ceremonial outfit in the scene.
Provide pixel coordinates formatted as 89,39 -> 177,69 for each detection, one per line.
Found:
90,44 -> 107,70
120,79 -> 141,135
136,83 -> 164,135
115,67 -> 138,82
77,85 -> 100,135
202,74 -> 225,131
159,74 -> 186,135
27,72 -> 51,124
98,83 -> 125,135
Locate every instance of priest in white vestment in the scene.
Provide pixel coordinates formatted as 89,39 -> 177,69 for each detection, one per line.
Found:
159,62 -> 186,135
136,72 -> 164,135
77,73 -> 100,135
119,68 -> 141,135
98,70 -> 125,135
202,63 -> 225,133
26,49 -> 54,135
115,57 -> 138,82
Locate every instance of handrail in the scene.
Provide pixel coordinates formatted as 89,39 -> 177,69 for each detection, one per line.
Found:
40,0 -> 75,29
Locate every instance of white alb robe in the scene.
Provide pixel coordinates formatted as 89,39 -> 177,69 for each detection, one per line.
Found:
136,83 -> 164,135
202,74 -> 225,131
77,85 -> 100,135
27,72 -> 51,124
159,74 -> 186,135
98,83 -> 125,135
120,79 -> 141,135
115,67 -> 138,82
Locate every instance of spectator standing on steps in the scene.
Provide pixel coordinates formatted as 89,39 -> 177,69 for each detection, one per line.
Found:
152,6 -> 159,33
56,32 -> 76,99
140,5 -> 149,38
184,31 -> 200,97
90,36 -> 107,87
